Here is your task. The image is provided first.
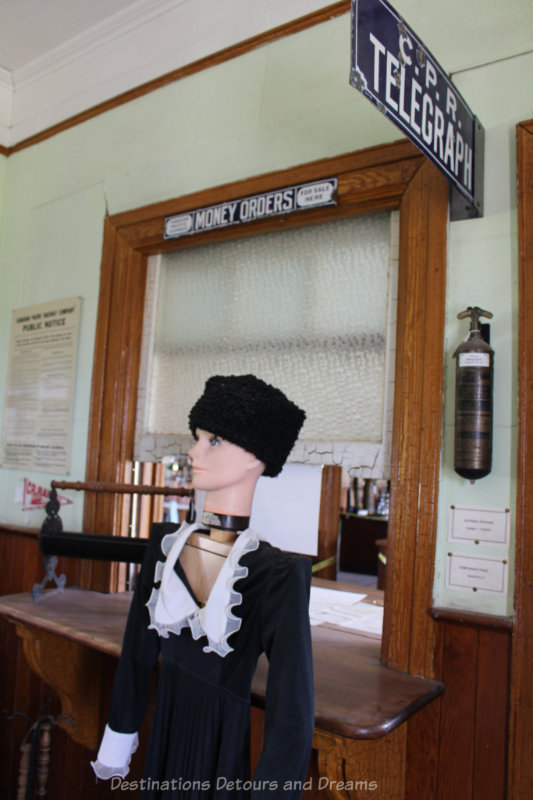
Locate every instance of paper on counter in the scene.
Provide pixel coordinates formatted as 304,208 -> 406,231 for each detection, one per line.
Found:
309,585 -> 383,635
310,586 -> 367,606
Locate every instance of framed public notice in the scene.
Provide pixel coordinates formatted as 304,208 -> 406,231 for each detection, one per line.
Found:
1,297 -> 81,473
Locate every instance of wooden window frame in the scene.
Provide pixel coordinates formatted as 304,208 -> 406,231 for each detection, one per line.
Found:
82,139 -> 448,676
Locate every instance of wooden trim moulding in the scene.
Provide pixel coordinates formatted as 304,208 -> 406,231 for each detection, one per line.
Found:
508,118 -> 533,800
0,523 -> 39,540
430,606 -> 514,632
84,137 -> 448,684
3,1 -> 350,155
381,158 -> 448,676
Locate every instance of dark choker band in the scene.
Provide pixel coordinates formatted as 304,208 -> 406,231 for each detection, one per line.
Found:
200,511 -> 250,532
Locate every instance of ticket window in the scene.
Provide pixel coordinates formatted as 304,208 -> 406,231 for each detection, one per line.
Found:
135,214 -> 397,502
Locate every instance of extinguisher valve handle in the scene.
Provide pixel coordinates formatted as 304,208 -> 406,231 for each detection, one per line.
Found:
457,306 -> 493,331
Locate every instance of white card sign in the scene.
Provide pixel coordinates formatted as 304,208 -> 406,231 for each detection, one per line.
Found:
446,553 -> 508,594
449,505 -> 510,545
250,463 -> 322,556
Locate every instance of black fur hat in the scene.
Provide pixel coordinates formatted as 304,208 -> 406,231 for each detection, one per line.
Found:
188,374 -> 306,477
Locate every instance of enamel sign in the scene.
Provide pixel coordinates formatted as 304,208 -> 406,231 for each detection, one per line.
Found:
164,178 -> 338,240
350,0 -> 484,218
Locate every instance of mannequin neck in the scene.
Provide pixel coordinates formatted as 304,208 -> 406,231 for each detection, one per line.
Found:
203,485 -> 255,519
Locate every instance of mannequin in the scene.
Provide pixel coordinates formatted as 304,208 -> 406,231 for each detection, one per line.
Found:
91,375 -> 314,799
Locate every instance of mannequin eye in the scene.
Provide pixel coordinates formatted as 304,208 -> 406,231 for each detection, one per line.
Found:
209,435 -> 222,447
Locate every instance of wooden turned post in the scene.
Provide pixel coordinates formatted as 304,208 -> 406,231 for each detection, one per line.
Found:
17,742 -> 31,800
36,721 -> 52,798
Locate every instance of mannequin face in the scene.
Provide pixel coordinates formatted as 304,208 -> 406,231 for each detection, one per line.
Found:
188,429 -> 264,495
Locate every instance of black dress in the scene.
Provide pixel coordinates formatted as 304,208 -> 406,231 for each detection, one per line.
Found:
93,521 -> 314,799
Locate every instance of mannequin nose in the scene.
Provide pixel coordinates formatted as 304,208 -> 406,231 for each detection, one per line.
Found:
188,438 -> 201,462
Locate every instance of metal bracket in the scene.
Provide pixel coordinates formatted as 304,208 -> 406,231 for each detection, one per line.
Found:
450,116 -> 485,221
31,556 -> 67,602
32,488 -> 66,602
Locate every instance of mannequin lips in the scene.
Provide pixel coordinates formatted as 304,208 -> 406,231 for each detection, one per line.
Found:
191,466 -> 207,485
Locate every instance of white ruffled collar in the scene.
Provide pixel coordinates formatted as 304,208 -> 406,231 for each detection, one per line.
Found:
146,521 -> 260,657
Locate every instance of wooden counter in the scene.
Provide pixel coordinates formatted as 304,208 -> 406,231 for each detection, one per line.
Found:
0,585 -> 443,799
0,585 -> 441,738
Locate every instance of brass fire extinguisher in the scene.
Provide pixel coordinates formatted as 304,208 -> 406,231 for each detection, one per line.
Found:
453,306 -> 494,481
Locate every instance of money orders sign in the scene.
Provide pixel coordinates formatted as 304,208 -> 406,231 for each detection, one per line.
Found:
350,0 -> 484,218
164,178 -> 337,240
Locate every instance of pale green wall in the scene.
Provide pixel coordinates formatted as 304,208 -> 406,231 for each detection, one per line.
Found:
0,15 -> 397,532
0,149 -> 106,529
433,52 -> 532,615
0,153 -> 5,214
0,14 -> 530,614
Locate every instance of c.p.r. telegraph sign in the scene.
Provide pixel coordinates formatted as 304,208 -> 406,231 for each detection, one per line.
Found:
350,0 -> 484,218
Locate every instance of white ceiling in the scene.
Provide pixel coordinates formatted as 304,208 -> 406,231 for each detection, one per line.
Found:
0,0 -> 140,71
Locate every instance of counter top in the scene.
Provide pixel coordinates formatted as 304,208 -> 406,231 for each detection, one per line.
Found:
0,585 -> 443,740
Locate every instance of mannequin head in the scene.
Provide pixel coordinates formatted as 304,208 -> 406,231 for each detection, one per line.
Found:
188,429 -> 265,516
188,374 -> 305,517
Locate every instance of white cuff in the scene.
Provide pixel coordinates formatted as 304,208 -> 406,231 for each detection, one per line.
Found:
90,724 -> 139,780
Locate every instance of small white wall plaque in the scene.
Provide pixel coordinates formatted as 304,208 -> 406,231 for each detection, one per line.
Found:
449,505 -> 510,545
446,553 -> 508,594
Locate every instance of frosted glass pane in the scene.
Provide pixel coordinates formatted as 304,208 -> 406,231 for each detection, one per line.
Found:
146,214 -> 391,444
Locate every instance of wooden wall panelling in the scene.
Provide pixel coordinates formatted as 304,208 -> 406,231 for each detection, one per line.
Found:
407,612 -> 512,800
0,532 -> 18,796
405,610 -> 445,799
474,628 -> 510,800
436,623 -> 478,796
3,532 -> 33,796
0,527 -> 82,800
381,160 -> 448,676
405,696 -> 442,800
